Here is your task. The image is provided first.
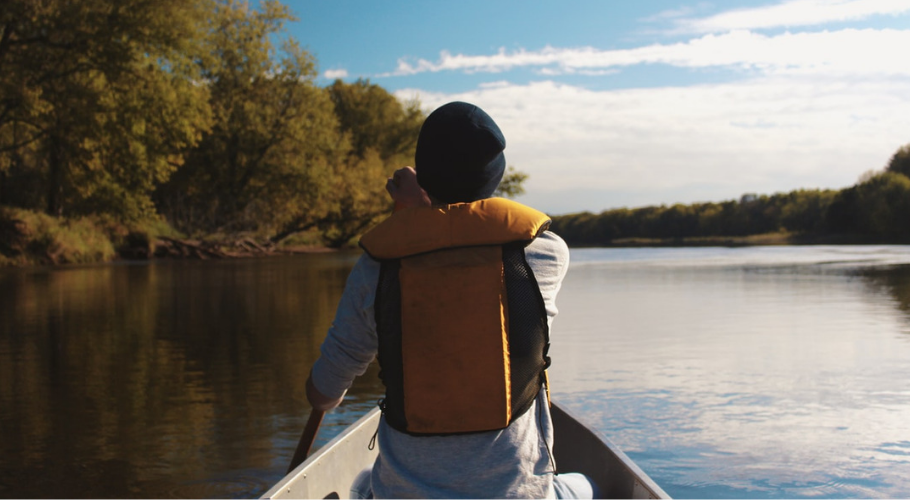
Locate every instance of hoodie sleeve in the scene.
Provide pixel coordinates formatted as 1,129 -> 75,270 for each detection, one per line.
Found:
309,254 -> 380,400
524,231 -> 570,330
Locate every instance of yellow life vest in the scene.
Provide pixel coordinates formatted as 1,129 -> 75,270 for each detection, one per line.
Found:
360,198 -> 552,435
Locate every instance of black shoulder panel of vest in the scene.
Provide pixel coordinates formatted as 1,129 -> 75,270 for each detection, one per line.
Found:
375,259 -> 408,431
502,242 -> 551,420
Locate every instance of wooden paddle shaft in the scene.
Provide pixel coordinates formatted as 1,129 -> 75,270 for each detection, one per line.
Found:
287,409 -> 326,474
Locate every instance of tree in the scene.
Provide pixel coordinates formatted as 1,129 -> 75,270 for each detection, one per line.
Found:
494,166 -> 528,198
278,79 -> 425,246
156,0 -> 342,236
778,189 -> 836,234
886,144 -> 910,179
853,172 -> 910,238
824,186 -> 860,234
327,78 -> 423,164
0,0 -> 212,220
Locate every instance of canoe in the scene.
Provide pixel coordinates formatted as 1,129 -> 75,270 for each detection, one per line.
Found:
262,402 -> 670,499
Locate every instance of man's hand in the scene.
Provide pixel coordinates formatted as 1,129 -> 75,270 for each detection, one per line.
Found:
306,372 -> 344,411
386,166 -> 431,211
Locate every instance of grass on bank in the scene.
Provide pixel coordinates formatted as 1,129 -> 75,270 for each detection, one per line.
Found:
0,207 -> 334,267
0,207 -> 179,267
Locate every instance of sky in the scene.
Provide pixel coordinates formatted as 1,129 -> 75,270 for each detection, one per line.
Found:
284,0 -> 910,215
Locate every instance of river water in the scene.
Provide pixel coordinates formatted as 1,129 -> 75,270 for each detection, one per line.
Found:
1,246 -> 909,498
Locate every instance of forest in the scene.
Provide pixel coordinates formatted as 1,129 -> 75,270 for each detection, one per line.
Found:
0,0 -> 433,265
0,0 -> 908,266
550,147 -> 910,246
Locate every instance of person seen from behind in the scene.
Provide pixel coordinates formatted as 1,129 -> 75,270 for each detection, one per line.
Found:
306,101 -> 595,498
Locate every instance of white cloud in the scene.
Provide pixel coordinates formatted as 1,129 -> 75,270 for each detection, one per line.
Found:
322,68 -> 349,79
643,4 -> 707,23
385,2 -> 910,214
396,77 -> 910,214
478,80 -> 513,89
674,0 -> 910,34
383,29 -> 910,78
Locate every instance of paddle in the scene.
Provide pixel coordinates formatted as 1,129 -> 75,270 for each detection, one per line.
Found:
287,408 -> 326,474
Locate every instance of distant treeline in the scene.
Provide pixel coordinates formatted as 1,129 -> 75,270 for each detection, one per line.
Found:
551,146 -> 910,245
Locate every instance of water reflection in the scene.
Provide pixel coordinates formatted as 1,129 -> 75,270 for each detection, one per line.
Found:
859,265 -> 910,333
0,254 -> 384,499
2,247 -> 910,498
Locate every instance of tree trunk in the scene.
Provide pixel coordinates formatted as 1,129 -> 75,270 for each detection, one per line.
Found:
269,219 -> 319,245
46,135 -> 63,216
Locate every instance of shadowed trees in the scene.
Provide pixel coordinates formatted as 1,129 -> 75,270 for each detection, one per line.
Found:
886,144 -> 910,179
0,0 -> 212,220
0,0 -> 452,250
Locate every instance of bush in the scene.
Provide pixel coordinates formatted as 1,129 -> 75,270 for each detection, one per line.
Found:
93,214 -> 184,258
0,207 -> 116,265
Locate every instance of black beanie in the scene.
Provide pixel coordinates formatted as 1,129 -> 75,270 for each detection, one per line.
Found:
415,101 -> 506,204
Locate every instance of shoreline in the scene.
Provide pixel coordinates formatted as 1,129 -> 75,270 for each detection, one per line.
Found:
568,232 -> 909,248
146,236 -> 342,260
4,232 -> 909,269
0,236 -> 347,269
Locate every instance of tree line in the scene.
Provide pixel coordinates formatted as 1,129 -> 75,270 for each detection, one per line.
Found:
550,146 -> 910,246
1,0 -> 907,263
0,0 -> 433,251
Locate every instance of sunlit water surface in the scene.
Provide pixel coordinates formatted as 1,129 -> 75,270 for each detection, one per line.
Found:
1,246 -> 909,498
552,246 -> 910,499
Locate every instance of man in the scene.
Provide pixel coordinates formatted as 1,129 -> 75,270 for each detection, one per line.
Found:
306,101 -> 591,498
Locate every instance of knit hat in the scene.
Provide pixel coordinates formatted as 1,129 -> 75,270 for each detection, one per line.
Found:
415,102 -> 506,204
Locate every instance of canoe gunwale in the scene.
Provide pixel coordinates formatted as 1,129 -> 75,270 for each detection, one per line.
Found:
263,402 -> 670,499
550,403 -> 670,499
261,408 -> 381,499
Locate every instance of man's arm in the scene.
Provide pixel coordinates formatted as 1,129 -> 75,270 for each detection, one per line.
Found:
306,371 -> 344,411
307,166 -> 425,411
307,255 -> 380,410
525,231 -> 570,326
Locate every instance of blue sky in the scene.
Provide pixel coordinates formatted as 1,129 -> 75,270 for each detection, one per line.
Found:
283,0 -> 910,214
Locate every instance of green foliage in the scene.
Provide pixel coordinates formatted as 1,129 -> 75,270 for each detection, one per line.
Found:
328,78 -> 423,164
0,0 -> 213,220
91,213 -> 183,256
494,166 -> 528,198
2,0 -> 907,260
826,145 -> 910,238
551,188 -> 841,245
153,6 -> 426,247
272,79 -> 425,246
886,144 -> 910,179
0,0 -> 432,256
851,172 -> 910,237
156,0 -> 340,235
0,207 -> 116,265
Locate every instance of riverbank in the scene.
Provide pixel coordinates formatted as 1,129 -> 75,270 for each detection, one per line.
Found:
0,207 -> 339,268
1,232 -> 339,268
598,231 -> 901,248
3,207 -> 905,268
146,236 -> 337,261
